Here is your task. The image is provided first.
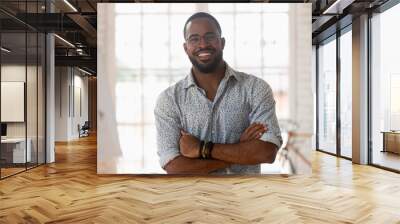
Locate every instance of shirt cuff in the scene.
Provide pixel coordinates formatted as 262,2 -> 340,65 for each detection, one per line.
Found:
158,148 -> 181,169
259,132 -> 282,149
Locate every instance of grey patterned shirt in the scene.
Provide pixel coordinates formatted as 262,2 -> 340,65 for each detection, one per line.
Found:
154,63 -> 282,174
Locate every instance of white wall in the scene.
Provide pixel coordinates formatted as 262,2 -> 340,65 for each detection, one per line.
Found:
55,67 -> 89,141
1,63 -> 46,164
72,73 -> 89,138
1,65 -> 26,138
1,65 -> 37,138
55,66 -> 69,141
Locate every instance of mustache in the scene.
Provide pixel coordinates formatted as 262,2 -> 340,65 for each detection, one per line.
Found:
195,48 -> 215,54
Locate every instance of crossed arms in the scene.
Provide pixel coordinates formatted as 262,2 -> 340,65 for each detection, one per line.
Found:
155,79 -> 282,174
164,123 -> 279,174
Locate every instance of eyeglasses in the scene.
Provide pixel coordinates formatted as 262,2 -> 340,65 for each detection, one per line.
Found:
186,33 -> 219,46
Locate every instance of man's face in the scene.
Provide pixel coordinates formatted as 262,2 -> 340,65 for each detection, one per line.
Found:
184,18 -> 225,73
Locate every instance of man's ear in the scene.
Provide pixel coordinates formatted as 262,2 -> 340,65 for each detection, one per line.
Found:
221,37 -> 225,50
183,42 -> 188,54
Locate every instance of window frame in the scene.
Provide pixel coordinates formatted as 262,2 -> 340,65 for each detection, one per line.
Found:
315,24 -> 352,161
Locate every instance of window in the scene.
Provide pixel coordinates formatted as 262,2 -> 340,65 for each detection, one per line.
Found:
371,3 -> 400,171
113,3 -> 290,173
317,37 -> 337,154
0,1 -> 46,179
340,29 -> 352,158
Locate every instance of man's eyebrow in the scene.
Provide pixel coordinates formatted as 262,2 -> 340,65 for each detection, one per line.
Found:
205,32 -> 217,35
187,34 -> 200,39
187,32 -> 218,39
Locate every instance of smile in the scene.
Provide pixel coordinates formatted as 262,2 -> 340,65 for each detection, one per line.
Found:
198,52 -> 211,56
196,51 -> 214,61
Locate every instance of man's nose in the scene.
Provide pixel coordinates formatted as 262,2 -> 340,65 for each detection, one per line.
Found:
198,37 -> 210,48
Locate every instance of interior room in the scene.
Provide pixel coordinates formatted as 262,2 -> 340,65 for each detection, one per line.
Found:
0,0 -> 399,223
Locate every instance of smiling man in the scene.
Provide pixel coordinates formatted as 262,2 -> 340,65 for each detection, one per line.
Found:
154,12 -> 282,174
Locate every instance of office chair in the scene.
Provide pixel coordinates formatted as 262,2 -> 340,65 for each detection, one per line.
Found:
79,121 -> 90,138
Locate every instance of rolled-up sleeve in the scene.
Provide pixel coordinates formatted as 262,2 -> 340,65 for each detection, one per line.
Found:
249,79 -> 283,149
154,90 -> 181,168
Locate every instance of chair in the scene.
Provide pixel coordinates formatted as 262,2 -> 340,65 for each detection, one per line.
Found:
79,121 -> 90,138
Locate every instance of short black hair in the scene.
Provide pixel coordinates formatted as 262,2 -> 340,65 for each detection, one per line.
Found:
183,12 -> 222,39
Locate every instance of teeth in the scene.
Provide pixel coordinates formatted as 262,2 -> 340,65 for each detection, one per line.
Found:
198,53 -> 211,56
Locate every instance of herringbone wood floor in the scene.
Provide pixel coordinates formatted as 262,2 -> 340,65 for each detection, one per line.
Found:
1,134 -> 400,223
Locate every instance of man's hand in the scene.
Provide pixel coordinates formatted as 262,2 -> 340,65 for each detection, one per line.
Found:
240,123 -> 268,142
179,130 -> 201,158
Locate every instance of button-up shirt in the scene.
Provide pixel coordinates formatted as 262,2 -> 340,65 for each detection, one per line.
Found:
154,63 -> 282,174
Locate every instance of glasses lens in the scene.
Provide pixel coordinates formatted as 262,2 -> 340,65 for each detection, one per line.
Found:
205,34 -> 217,43
187,34 -> 218,46
189,36 -> 200,45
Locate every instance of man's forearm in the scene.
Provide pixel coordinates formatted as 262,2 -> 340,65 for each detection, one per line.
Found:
164,155 -> 230,174
211,140 -> 278,165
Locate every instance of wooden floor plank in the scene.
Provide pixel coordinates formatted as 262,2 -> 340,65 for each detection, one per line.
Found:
0,134 -> 400,223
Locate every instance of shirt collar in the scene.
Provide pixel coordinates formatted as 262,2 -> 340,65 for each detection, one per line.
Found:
184,62 -> 241,89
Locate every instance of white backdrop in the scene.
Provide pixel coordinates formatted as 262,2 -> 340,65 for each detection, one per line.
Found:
98,3 -> 312,174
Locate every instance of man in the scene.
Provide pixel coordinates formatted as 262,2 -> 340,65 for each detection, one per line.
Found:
154,12 -> 282,174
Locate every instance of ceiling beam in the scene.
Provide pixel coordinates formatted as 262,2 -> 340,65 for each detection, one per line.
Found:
66,13 -> 97,46
55,55 -> 96,72
322,0 -> 356,14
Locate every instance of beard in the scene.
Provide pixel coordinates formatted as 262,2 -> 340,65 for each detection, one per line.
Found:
188,50 -> 223,73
